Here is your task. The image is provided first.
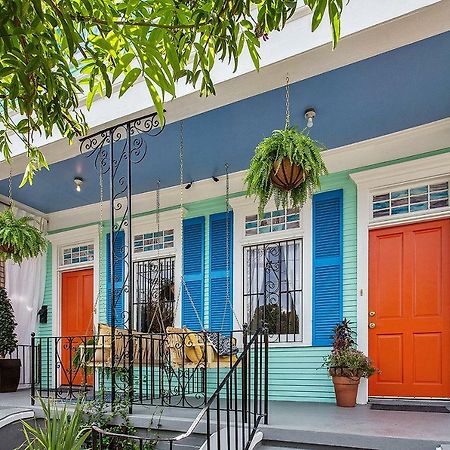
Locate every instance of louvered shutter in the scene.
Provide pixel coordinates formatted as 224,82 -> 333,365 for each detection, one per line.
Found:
209,212 -> 233,332
106,230 -> 125,328
312,189 -> 343,346
182,217 -> 205,330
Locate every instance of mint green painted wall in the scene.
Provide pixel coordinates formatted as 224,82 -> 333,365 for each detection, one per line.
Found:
37,245 -> 53,386
38,245 -> 53,337
266,171 -> 357,402
38,147 -> 450,402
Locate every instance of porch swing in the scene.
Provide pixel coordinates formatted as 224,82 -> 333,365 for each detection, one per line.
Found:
78,169 -> 164,370
163,121 -> 241,369
82,121 -> 240,371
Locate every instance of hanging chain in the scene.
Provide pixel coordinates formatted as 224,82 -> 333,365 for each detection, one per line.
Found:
285,74 -> 290,129
156,178 -> 161,255
220,163 -> 242,331
8,166 -> 12,205
148,177 -> 165,333
174,121 -> 204,329
85,168 -> 104,335
220,163 -> 231,331
174,121 -> 184,318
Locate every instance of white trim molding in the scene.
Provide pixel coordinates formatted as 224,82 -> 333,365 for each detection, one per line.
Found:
350,151 -> 450,404
229,196 -> 312,346
46,117 -> 450,232
48,225 -> 100,338
131,208 -> 183,328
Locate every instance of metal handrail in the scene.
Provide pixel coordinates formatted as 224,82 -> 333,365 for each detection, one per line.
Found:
31,329 -> 246,409
92,327 -> 269,449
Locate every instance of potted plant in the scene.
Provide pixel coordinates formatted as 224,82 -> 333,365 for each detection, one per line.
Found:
0,286 -> 20,392
323,319 -> 377,407
245,126 -> 327,215
0,207 -> 47,264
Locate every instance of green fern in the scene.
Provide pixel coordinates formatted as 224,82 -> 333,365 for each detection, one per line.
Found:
244,127 -> 328,216
0,208 -> 47,264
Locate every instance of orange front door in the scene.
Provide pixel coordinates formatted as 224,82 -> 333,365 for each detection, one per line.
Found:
369,219 -> 450,398
61,269 -> 94,386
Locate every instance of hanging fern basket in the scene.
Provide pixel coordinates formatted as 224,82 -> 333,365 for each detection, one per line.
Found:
0,208 -> 48,264
270,157 -> 306,191
245,127 -> 328,215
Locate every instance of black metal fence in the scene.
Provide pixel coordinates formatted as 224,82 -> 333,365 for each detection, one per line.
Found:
8,344 -> 32,388
31,328 -> 263,413
91,328 -> 268,449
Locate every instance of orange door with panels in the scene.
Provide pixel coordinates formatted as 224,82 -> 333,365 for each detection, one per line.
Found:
61,268 -> 94,386
369,219 -> 450,398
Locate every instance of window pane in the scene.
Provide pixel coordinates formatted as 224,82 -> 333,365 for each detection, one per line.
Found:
244,239 -> 303,342
133,256 -> 175,333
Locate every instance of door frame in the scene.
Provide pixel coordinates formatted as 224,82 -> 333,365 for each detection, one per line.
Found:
48,225 -> 100,340
350,151 -> 450,404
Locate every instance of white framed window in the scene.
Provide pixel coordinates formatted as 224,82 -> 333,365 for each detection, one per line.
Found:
133,228 -> 174,254
230,196 -> 312,346
244,238 -> 303,342
131,209 -> 183,327
371,179 -> 449,221
60,242 -> 95,267
133,255 -> 175,333
244,208 -> 300,236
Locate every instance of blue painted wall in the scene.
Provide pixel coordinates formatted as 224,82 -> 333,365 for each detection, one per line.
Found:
3,32 -> 450,213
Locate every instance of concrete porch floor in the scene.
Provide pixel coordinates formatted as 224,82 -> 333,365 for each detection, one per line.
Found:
1,389 -> 449,449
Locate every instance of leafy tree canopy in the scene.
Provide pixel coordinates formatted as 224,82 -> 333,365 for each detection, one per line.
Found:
0,0 -> 346,185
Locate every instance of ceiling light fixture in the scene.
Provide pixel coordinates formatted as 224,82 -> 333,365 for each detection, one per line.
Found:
304,108 -> 316,128
74,177 -> 83,192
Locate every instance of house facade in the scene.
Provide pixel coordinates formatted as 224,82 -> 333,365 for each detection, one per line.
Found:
1,0 -> 449,405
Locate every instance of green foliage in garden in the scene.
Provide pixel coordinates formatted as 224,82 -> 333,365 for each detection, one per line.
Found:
20,397 -> 90,450
0,0 -> 346,185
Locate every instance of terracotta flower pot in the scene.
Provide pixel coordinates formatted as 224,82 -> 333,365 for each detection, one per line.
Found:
0,359 -> 21,393
270,157 -> 305,191
332,375 -> 360,407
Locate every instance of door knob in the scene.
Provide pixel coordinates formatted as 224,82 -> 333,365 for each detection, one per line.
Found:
369,322 -> 376,329
369,311 -> 376,317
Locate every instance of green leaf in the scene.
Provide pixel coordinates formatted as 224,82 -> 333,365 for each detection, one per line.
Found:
311,0 -> 328,31
119,67 -> 141,97
144,77 -> 164,120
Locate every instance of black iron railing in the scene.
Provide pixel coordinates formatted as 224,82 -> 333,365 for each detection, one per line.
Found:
91,328 -> 269,449
244,239 -> 303,343
31,328 -> 261,413
8,344 -> 33,388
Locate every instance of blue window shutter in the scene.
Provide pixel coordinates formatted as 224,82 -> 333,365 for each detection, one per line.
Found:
182,217 -> 205,330
209,212 -> 233,332
106,230 -> 125,328
312,189 -> 343,346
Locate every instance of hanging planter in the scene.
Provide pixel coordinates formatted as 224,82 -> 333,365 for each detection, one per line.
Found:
245,76 -> 327,215
0,208 -> 47,264
245,127 -> 327,215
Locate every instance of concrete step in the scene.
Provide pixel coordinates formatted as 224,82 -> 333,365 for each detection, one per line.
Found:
0,407 -> 35,450
258,442 -> 364,450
